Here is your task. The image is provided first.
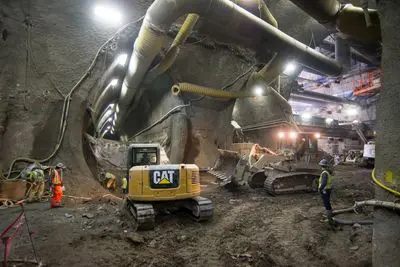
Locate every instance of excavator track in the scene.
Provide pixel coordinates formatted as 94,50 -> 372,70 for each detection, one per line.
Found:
264,171 -> 319,195
125,199 -> 155,230
185,196 -> 213,222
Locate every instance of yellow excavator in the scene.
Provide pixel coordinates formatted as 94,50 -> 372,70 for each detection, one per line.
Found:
124,144 -> 213,229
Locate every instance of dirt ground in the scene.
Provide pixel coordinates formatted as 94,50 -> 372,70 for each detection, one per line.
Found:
0,165 -> 374,267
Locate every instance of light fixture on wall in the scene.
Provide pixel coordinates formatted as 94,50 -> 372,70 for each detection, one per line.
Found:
278,131 -> 285,139
325,118 -> 334,124
116,54 -> 128,66
253,85 -> 264,97
93,5 -> 123,25
283,62 -> 297,75
231,120 -> 241,129
110,79 -> 119,87
289,131 -> 298,139
301,113 -> 312,121
315,132 -> 321,139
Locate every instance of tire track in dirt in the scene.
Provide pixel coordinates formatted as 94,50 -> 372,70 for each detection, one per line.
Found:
175,201 -> 259,266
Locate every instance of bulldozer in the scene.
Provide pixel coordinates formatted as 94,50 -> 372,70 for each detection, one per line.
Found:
124,143 -> 213,229
211,132 -> 327,195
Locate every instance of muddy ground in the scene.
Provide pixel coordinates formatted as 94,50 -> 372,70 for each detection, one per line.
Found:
0,165 -> 373,267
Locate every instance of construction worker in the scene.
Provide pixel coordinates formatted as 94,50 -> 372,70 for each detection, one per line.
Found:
318,159 -> 335,227
121,177 -> 128,194
50,163 -> 65,208
26,168 -> 45,202
105,172 -> 116,192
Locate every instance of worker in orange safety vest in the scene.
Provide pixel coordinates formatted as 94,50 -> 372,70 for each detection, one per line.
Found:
50,163 -> 65,208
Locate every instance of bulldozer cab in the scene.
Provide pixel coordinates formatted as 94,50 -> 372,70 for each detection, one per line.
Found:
277,132 -> 320,162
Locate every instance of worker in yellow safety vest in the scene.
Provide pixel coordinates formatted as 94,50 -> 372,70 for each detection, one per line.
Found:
26,168 -> 45,202
318,159 -> 335,225
121,177 -> 128,195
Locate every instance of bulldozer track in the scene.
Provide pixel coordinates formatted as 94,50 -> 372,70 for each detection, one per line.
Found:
264,172 -> 319,195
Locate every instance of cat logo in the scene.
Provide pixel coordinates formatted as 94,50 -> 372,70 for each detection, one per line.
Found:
150,169 -> 179,188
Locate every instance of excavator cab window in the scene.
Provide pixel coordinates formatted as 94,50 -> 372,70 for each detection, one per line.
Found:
127,144 -> 161,170
132,148 -> 158,166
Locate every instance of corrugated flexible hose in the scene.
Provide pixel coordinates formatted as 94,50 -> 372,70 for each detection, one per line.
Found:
172,82 -> 257,99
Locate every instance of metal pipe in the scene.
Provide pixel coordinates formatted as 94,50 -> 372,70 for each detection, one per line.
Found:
291,90 -> 350,104
118,0 -> 342,126
320,41 -> 377,65
287,0 -> 341,25
288,0 -> 381,42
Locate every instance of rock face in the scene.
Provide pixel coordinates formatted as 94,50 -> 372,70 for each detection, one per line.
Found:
373,1 -> 400,266
0,0 -> 328,193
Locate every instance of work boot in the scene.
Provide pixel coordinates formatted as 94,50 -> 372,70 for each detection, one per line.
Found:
326,210 -> 340,231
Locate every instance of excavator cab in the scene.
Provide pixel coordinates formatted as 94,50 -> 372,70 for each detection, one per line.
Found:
127,144 -> 160,168
124,144 -> 213,229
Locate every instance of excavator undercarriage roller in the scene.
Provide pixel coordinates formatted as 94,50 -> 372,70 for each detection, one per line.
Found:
124,197 -> 213,230
124,199 -> 156,230
184,196 -> 214,221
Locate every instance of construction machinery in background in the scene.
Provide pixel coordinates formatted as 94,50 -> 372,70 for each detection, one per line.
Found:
344,149 -> 364,164
210,132 -> 328,195
362,141 -> 375,167
354,122 -> 375,167
124,144 -> 213,229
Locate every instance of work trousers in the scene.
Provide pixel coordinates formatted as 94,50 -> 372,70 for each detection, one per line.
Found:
320,188 -> 332,211
51,185 -> 63,208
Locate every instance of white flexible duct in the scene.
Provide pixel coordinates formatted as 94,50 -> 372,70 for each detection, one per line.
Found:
117,0 -> 342,127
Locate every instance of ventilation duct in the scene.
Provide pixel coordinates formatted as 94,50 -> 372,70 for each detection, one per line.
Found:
117,0 -> 342,127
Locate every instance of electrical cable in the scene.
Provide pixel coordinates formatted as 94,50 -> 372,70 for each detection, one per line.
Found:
128,104 -> 190,141
186,63 -> 260,105
221,64 -> 258,91
1,16 -> 145,180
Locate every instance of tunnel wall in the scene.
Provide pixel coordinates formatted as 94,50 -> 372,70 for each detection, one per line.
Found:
0,0 -> 148,195
373,1 -> 400,266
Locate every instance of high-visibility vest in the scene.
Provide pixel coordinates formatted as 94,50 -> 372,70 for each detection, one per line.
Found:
121,177 -> 128,189
52,169 -> 62,185
105,172 -> 115,180
28,169 -> 44,182
319,170 -> 333,189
